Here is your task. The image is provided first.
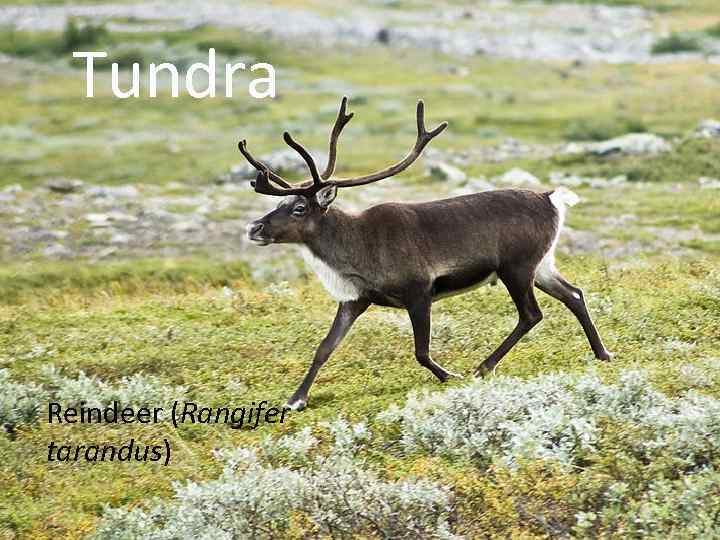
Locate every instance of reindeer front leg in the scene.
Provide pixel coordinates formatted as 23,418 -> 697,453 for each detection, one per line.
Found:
286,298 -> 370,410
406,295 -> 461,382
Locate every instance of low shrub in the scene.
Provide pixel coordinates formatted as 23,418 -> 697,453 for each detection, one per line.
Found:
91,365 -> 720,538
93,421 -> 459,540
651,33 -> 702,55
706,22 -> 720,38
59,19 -> 108,53
0,369 -> 49,427
564,117 -> 647,142
576,469 -> 720,537
379,369 -> 720,471
0,366 -> 186,428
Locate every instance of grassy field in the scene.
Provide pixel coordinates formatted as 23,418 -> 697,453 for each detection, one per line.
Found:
1,254 -> 719,537
1,23 -> 720,189
1,1 -> 720,538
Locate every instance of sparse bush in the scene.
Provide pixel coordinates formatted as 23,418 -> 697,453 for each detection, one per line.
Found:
93,425 -> 459,540
60,19 -> 108,53
0,369 -> 49,427
0,366 -> 186,428
651,33 -> 702,55
564,117 -> 647,142
92,365 -> 720,538
0,28 -> 61,59
575,469 -> 720,537
379,368 -> 720,470
706,22 -> 720,38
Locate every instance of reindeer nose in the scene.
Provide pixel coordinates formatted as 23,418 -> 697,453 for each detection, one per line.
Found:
247,222 -> 264,237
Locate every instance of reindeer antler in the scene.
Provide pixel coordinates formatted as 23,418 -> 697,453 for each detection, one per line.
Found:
237,140 -> 294,189
329,100 -> 447,188
321,95 -> 354,180
283,132 -> 322,187
238,97 -> 447,198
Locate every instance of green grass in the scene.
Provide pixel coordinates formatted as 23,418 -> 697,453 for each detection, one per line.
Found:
1,254 -> 719,538
0,258 -> 250,306
547,138 -> 720,184
563,116 -> 647,141
1,24 -> 719,189
706,21 -> 720,37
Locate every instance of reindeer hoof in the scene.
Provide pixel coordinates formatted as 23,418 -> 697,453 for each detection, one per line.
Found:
285,398 -> 307,411
598,350 -> 614,362
444,370 -> 464,381
474,365 -> 493,379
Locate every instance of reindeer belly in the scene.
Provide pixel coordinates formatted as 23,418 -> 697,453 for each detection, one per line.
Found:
432,269 -> 498,300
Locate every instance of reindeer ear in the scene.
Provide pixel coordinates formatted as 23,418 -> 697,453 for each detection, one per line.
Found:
315,184 -> 337,208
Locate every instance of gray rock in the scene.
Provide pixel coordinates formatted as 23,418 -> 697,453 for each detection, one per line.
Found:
586,133 -> 671,156
85,212 -> 138,227
695,119 -> 720,139
494,168 -> 541,186
425,160 -> 467,184
46,178 -> 84,194
86,185 -> 140,199
42,243 -> 72,258
699,177 -> 720,189
95,247 -> 117,259
466,177 -> 495,192
109,232 -> 132,244
171,220 -> 203,232
549,171 -> 627,188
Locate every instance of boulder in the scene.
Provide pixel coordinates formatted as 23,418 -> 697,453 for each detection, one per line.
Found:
171,220 -> 204,233
695,119 -> 720,139
86,185 -> 140,199
42,244 -> 72,259
586,133 -> 671,156
46,178 -> 84,194
425,160 -> 467,184
466,177 -> 495,192
85,212 -> 138,227
549,171 -> 627,188
494,167 -> 541,186
699,177 -> 720,189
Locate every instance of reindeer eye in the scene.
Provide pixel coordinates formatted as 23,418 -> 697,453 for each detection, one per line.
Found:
292,205 -> 306,216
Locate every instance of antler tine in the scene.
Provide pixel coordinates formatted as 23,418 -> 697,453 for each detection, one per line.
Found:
415,100 -> 448,152
321,96 -> 354,180
330,100 -> 448,188
237,140 -> 294,189
283,132 -> 322,186
252,168 -> 311,197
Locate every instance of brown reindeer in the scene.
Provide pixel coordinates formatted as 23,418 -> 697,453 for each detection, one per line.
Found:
241,97 -> 611,410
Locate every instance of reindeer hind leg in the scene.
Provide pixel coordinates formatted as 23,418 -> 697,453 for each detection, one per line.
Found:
534,258 -> 612,361
475,266 -> 543,377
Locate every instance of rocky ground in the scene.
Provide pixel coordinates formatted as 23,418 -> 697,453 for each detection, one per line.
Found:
2,0 -> 720,63
2,122 -> 719,277
0,0 -> 718,275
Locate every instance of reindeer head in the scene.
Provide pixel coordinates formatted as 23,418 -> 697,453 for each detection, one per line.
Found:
242,96 -> 447,246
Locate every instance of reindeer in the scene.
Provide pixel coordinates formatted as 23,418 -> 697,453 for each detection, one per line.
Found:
241,97 -> 612,410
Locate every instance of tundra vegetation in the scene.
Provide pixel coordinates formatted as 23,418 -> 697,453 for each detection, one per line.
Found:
0,0 -> 720,538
